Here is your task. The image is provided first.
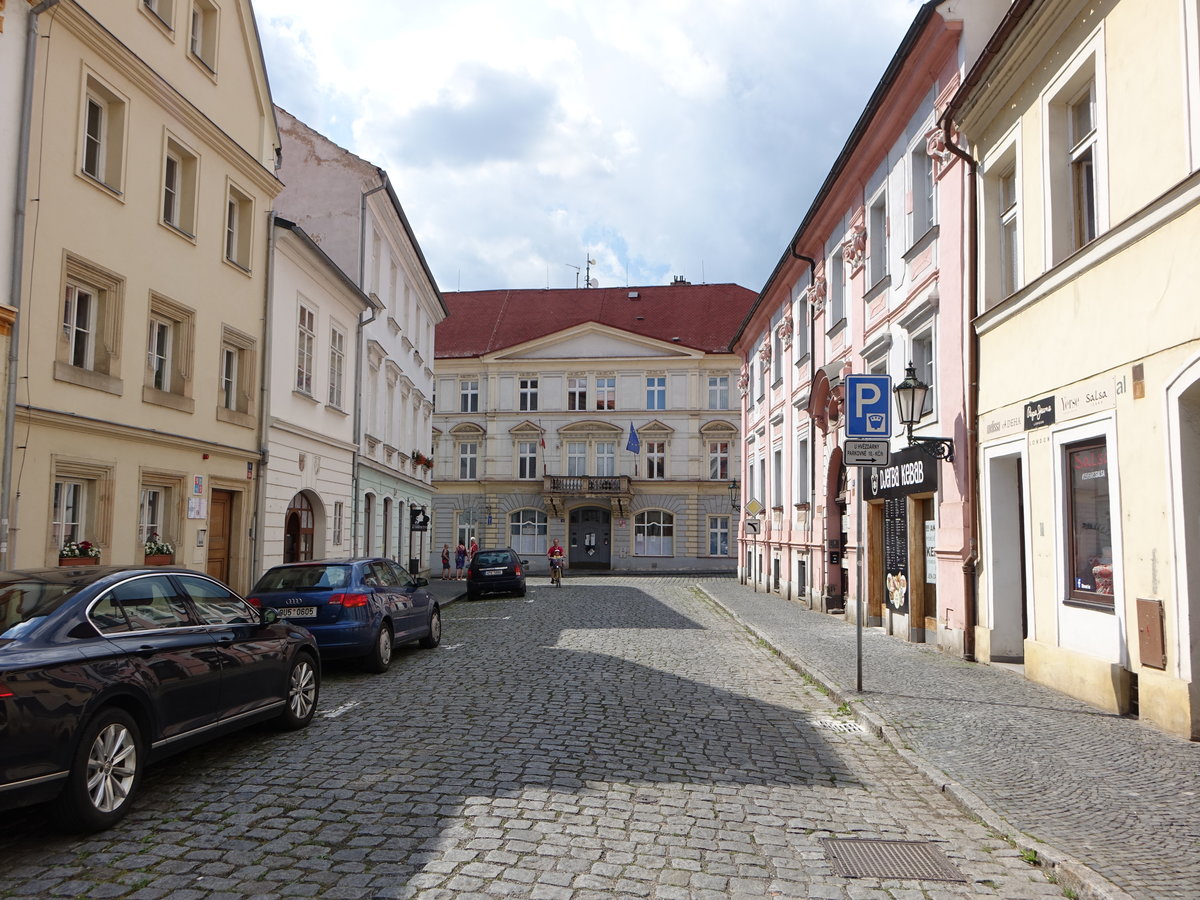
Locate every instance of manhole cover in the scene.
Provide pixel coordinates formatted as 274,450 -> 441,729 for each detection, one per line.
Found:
820,838 -> 966,882
814,718 -> 866,734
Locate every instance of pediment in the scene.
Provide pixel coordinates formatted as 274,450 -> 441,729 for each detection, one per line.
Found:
486,323 -> 703,362
509,419 -> 544,436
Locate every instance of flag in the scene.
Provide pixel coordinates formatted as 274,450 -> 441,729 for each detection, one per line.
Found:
539,433 -> 546,450
626,422 -> 640,453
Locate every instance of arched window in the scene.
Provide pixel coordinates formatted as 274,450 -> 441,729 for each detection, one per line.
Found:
634,510 -> 674,557
284,492 -> 314,563
509,509 -> 547,555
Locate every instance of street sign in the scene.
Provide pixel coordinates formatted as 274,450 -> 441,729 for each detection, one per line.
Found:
845,374 -> 892,438
745,519 -> 760,534
744,498 -> 764,517
844,439 -> 891,467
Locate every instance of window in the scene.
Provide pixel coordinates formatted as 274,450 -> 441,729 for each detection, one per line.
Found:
646,376 -> 666,410
50,460 -> 112,557
161,137 -> 198,236
188,0 -> 218,72
519,378 -> 538,412
217,325 -> 255,425
999,166 -> 1019,297
147,319 -> 170,391
910,330 -> 934,417
64,284 -> 96,371
646,441 -> 666,480
333,501 -> 344,546
772,328 -> 783,384
709,441 -> 729,480
708,516 -> 730,556
144,294 -> 194,408
1065,438 -> 1113,607
634,510 -> 674,556
911,145 -> 935,239
80,75 -> 126,193
104,576 -> 192,631
567,377 -> 587,411
52,480 -> 84,548
595,442 -> 615,477
56,256 -> 123,394
295,303 -> 315,395
458,442 -> 477,480
518,441 -> 538,479
138,487 -> 164,546
868,189 -> 888,285
1068,84 -> 1098,250
796,435 -> 810,504
773,449 -> 783,507
224,184 -> 253,270
220,346 -> 237,409
826,249 -> 844,326
595,376 -> 615,410
1046,46 -> 1104,266
142,0 -> 175,29
567,442 -> 587,477
460,379 -> 478,412
708,375 -> 729,410
179,576 -> 258,626
509,509 -> 547,556
328,327 -> 346,408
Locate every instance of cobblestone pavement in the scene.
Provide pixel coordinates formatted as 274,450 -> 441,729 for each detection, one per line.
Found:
0,577 -> 1064,899
696,577 -> 1200,900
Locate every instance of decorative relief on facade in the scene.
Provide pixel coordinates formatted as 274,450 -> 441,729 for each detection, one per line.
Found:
925,126 -> 957,180
758,340 -> 772,362
777,316 -> 794,348
737,368 -> 750,396
808,275 -> 827,314
843,227 -> 866,273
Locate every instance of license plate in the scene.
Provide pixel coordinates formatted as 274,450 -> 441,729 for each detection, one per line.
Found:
282,606 -> 317,618
484,568 -> 505,576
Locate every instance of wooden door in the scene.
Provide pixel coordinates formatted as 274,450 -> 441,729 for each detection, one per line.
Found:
206,489 -> 234,583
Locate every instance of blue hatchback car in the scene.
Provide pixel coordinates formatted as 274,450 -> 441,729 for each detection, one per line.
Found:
248,558 -> 440,673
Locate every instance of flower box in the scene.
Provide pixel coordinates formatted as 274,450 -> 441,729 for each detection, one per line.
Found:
59,556 -> 99,566
144,554 -> 174,566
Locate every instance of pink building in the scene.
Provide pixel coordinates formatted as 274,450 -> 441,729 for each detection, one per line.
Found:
732,1 -> 1005,655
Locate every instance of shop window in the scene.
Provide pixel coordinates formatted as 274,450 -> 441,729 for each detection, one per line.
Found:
634,510 -> 674,556
509,509 -> 547,555
1066,438 -> 1114,608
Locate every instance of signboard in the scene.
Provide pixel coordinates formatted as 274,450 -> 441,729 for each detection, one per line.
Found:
745,519 -> 760,535
883,497 -> 909,614
925,520 -> 937,584
845,374 -> 892,438
1024,396 -> 1056,430
745,498 -> 764,517
844,439 -> 890,467
864,445 -> 939,502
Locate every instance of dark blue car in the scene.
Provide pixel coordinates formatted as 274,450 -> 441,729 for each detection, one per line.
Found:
247,558 -> 441,672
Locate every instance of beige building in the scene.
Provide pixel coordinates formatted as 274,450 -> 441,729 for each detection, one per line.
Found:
432,282 -> 754,574
951,0 -> 1200,738
11,0 -> 280,590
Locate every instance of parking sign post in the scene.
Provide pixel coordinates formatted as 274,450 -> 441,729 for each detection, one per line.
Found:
845,374 -> 892,438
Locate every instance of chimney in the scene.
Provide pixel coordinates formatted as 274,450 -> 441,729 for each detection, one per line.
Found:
671,275 -> 690,285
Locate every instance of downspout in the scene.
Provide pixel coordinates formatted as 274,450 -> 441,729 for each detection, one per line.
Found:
790,248 -> 819,606
2,0 -> 61,567
352,180 -> 387,554
252,213 -> 278,579
940,109 -> 979,662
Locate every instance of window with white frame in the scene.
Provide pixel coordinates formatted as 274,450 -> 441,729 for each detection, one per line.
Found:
162,137 -> 198,236
224,184 -> 253,270
634,510 -> 674,556
796,435 -> 810,504
772,327 -> 783,383
868,189 -> 888,285
709,441 -> 729,480
218,325 -> 255,422
458,442 -> 477,480
296,303 -> 315,395
58,256 -> 123,390
53,480 -> 85,549
509,509 -> 547,556
773,448 -> 783,507
595,441 -> 615,476
64,283 -> 97,371
999,166 -> 1019,297
910,329 -> 935,417
1068,84 -> 1098,250
1046,45 -> 1103,266
144,294 -> 193,405
747,358 -> 756,409
595,376 -> 615,410
51,461 -> 111,556
518,441 -> 538,479
708,375 -> 729,410
708,516 -> 730,557
189,0 -> 218,71
147,319 -> 171,391
142,0 -> 175,29
567,377 -> 587,411
1064,437 -> 1114,608
332,501 -> 344,546
460,379 -> 478,412
567,442 -> 587,476
138,486 -> 164,546
646,376 -> 666,410
645,441 -> 666,479
519,377 -> 538,411
328,326 -> 346,408
80,74 -> 126,193
911,144 -> 936,239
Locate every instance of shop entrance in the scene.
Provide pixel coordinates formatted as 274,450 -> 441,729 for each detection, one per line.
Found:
986,452 -> 1028,661
569,507 -> 611,569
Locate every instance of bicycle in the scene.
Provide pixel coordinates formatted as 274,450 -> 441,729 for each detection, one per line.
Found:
549,558 -> 563,587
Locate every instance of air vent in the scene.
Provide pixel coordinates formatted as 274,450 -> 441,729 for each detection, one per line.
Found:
628,291 -> 640,299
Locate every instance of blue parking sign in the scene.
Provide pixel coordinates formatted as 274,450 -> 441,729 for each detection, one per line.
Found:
846,374 -> 891,438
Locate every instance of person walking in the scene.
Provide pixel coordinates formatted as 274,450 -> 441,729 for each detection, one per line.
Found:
454,541 -> 467,580
441,544 -> 451,580
468,537 -> 478,564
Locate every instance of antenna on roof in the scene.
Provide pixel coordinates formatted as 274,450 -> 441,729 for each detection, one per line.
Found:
585,254 -> 597,288
565,263 -> 580,289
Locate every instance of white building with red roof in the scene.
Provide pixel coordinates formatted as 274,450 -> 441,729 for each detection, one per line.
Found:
433,280 -> 756,574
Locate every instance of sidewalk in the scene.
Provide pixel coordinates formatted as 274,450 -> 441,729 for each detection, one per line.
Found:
698,578 -> 1200,900
421,574 -> 467,608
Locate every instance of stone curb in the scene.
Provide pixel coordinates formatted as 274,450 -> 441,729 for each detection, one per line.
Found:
697,585 -> 1137,900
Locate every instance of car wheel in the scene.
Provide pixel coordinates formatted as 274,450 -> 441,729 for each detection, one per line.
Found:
419,606 -> 441,649
515,585 -> 527,598
363,623 -> 393,673
276,651 -> 319,730
467,588 -> 481,601
52,707 -> 142,832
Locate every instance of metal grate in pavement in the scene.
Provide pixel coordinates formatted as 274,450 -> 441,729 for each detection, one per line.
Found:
813,717 -> 866,734
820,838 -> 967,882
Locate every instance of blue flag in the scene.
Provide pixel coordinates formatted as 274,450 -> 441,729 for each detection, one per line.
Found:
626,422 -> 640,453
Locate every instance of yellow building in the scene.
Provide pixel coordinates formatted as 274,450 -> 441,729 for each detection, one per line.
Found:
951,0 -> 1200,738
10,0 -> 280,590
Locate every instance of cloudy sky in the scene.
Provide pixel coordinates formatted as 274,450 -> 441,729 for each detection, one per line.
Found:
253,1 -> 923,294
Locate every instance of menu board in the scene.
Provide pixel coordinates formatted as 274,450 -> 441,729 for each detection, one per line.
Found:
883,497 -> 909,614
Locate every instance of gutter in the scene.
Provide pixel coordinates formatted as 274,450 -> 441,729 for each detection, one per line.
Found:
2,0 -> 61,567
352,181 -> 387,554
252,211 -> 278,580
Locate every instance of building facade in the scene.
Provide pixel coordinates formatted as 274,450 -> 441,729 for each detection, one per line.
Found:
432,282 -> 754,574
274,108 -> 446,575
952,0 -> 1200,738
732,1 -> 1005,655
11,0 -> 281,590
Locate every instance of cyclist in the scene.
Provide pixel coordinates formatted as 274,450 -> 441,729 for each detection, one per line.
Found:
547,539 -> 565,585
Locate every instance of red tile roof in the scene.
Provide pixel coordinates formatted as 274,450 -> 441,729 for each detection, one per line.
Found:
436,283 -> 758,359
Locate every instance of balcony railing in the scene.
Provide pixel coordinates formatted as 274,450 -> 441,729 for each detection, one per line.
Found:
543,475 -> 630,494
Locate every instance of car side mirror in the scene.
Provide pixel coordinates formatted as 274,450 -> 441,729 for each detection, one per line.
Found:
521,560 -> 529,566
411,577 -> 429,587
260,607 -> 279,626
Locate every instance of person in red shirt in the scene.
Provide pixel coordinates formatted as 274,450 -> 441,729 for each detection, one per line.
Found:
547,539 -> 564,584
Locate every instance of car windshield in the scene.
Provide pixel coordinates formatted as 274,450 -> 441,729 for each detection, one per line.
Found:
253,564 -> 352,592
0,578 -> 88,639
474,552 -> 512,567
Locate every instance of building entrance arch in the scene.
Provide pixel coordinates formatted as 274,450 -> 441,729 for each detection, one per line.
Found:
569,507 -> 611,569
284,492 -> 315,563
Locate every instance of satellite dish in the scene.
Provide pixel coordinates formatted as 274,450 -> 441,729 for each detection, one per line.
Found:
587,257 -> 596,266
588,278 -> 599,289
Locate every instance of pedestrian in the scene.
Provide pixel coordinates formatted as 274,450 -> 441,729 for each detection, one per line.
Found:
441,544 -> 451,580
468,537 -> 478,563
455,541 -> 467,580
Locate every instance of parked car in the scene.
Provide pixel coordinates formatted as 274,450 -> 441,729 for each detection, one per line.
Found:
247,558 -> 440,672
0,565 -> 320,832
466,548 -> 528,601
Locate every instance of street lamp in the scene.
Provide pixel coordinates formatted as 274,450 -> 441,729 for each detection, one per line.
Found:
893,362 -> 954,461
728,479 -> 741,511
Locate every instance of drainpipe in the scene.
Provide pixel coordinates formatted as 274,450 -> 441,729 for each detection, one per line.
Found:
940,109 -> 979,662
351,180 -> 387,554
789,247 -> 819,606
251,212 -> 278,580
2,0 -> 61,568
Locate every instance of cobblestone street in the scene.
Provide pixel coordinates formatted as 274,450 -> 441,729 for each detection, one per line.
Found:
0,579 -> 1060,899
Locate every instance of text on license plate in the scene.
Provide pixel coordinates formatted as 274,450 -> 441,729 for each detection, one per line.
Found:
484,568 -> 505,576
282,607 -> 317,618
